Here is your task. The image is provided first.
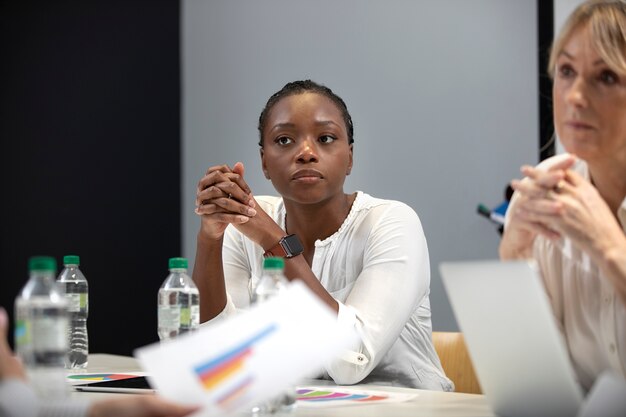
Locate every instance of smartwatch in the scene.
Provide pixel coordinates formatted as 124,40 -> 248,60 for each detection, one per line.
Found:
263,234 -> 304,258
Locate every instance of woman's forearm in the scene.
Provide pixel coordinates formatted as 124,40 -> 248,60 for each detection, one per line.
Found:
192,233 -> 228,322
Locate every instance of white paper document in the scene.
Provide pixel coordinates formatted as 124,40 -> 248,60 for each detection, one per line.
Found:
135,281 -> 357,415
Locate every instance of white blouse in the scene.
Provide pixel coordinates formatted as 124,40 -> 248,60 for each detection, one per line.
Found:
509,156 -> 626,391
208,191 -> 452,390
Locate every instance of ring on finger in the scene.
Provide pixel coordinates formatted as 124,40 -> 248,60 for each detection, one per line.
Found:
554,180 -> 565,193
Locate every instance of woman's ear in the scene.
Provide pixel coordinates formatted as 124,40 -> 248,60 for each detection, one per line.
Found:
260,148 -> 270,179
346,144 -> 353,176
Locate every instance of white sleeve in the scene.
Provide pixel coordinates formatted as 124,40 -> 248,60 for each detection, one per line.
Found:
0,379 -> 39,417
504,154 -> 569,330
533,237 -> 566,335
325,203 -> 430,384
0,379 -> 91,417
38,402 -> 90,417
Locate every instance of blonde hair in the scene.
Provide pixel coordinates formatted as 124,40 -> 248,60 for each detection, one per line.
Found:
548,0 -> 626,78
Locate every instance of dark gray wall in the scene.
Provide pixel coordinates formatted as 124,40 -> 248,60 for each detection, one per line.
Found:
0,0 -> 180,354
182,0 -> 538,331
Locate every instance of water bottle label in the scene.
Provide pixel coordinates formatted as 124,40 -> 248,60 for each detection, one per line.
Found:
65,293 -> 88,312
158,306 -> 180,329
178,306 -> 199,327
191,305 -> 199,327
180,307 -> 190,326
32,318 -> 68,351
15,319 -> 31,347
66,294 -> 81,312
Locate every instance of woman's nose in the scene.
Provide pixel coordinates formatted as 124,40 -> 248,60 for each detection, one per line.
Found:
566,77 -> 589,108
296,138 -> 319,163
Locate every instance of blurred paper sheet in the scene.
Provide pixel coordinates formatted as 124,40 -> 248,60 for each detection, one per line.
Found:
135,281 -> 357,416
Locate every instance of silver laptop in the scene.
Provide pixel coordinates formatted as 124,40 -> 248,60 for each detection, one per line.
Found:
440,260 -> 583,417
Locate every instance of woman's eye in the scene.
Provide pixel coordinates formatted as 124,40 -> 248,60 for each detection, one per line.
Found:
599,69 -> 619,85
319,135 -> 336,144
275,136 -> 293,145
557,64 -> 575,78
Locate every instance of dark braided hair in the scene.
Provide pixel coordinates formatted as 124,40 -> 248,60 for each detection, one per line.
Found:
258,80 -> 354,147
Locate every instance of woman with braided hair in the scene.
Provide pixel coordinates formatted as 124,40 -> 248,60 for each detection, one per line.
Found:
192,80 -> 451,390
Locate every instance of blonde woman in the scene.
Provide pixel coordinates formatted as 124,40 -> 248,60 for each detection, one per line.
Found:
500,0 -> 626,391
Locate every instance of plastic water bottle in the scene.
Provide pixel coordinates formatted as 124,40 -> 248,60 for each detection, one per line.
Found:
251,257 -> 297,414
158,257 -> 200,340
14,256 -> 69,399
57,255 -> 89,369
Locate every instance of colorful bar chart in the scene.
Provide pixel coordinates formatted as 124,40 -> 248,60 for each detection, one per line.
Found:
193,324 -> 277,408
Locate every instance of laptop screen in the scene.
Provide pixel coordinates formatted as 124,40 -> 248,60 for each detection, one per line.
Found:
440,260 -> 583,417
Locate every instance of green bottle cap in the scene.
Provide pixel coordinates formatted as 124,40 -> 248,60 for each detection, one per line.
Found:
63,255 -> 80,265
28,256 -> 57,273
168,257 -> 188,269
263,257 -> 284,270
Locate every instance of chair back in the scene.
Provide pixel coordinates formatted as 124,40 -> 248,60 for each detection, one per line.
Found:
432,331 -> 482,394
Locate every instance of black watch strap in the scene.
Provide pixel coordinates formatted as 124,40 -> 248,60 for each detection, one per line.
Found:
263,234 -> 303,258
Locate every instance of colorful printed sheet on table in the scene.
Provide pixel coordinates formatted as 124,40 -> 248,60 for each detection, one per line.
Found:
67,372 -> 148,386
297,386 -> 418,407
135,281 -> 357,417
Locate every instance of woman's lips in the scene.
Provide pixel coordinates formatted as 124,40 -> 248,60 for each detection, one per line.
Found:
292,169 -> 323,182
565,120 -> 594,130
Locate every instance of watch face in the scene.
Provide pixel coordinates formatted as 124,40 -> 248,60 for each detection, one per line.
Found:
283,234 -> 303,257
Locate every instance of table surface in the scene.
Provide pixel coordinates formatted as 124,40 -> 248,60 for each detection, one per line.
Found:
68,354 -> 496,417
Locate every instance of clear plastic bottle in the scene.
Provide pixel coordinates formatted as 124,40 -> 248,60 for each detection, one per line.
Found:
251,257 -> 297,414
158,257 -> 200,340
14,256 -> 69,400
57,254 -> 89,369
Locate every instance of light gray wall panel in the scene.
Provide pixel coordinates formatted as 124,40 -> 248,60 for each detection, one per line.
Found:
182,0 -> 538,331
554,0 -> 585,154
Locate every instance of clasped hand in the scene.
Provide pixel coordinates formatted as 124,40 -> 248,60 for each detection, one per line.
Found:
506,154 -> 623,261
195,162 -> 282,247
195,162 -> 258,239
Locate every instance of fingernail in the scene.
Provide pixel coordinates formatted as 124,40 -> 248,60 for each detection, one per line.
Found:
247,208 -> 257,216
238,216 -> 249,223
248,199 -> 255,208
